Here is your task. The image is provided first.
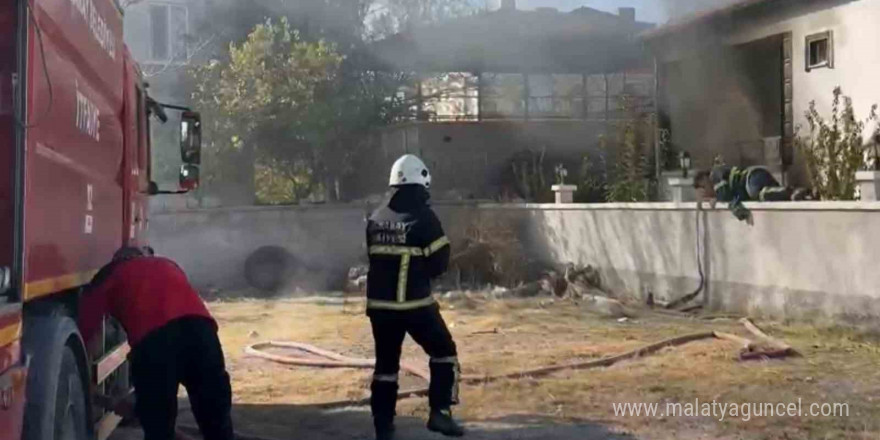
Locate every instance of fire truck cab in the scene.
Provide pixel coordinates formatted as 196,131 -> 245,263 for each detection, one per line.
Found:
0,0 -> 201,439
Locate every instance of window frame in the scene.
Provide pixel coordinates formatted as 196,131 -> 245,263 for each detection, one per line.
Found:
805,31 -> 833,72
145,1 -> 190,65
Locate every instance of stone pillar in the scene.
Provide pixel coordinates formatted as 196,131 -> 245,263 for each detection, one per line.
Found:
856,171 -> 880,201
667,176 -> 695,203
551,185 -> 578,204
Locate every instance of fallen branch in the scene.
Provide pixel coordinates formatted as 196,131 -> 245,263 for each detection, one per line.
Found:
739,318 -> 799,358
740,318 -> 798,352
739,349 -> 794,361
713,331 -> 756,351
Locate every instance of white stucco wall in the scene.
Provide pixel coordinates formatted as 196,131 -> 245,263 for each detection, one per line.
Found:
724,0 -> 880,140
150,201 -> 880,322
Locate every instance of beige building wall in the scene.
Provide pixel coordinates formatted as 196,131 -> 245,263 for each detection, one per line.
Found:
654,0 -> 880,183
724,0 -> 880,142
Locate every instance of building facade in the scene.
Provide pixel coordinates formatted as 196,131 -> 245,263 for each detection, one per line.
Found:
645,0 -> 880,185
365,3 -> 657,202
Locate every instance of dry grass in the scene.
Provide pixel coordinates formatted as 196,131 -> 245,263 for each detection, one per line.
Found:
206,297 -> 880,440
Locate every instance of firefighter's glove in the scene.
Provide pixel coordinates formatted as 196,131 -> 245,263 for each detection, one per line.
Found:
731,203 -> 752,223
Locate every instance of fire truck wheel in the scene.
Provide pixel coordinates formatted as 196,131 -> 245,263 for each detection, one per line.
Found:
23,316 -> 91,440
55,347 -> 89,440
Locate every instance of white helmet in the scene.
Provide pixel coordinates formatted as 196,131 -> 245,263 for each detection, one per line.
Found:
389,154 -> 431,188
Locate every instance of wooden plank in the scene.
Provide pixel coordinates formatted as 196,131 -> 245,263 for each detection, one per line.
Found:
95,342 -> 130,384
96,413 -> 123,440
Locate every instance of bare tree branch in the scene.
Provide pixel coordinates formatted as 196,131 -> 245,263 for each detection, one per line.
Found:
143,34 -> 217,79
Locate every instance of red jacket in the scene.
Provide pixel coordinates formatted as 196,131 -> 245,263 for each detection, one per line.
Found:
78,257 -> 215,347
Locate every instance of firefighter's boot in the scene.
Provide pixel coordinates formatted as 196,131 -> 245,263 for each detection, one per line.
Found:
371,379 -> 398,440
374,423 -> 395,440
427,409 -> 465,437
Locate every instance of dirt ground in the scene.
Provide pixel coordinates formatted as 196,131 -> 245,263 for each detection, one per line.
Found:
114,295 -> 880,440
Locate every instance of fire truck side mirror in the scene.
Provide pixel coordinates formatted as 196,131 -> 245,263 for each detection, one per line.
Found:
179,164 -> 200,191
180,111 -> 202,165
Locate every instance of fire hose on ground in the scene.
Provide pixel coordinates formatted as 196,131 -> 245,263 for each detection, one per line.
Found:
98,319 -> 794,440
244,317 -> 796,410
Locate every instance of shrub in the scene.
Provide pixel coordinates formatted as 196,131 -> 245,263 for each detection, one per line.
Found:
796,87 -> 878,200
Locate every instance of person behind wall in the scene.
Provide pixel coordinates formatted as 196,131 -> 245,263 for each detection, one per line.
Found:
366,154 -> 465,440
78,247 -> 235,440
693,165 -> 810,223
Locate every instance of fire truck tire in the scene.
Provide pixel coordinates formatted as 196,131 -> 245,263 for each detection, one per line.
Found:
54,348 -> 89,440
22,316 -> 92,440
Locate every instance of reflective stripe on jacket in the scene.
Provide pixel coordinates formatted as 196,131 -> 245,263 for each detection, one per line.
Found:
366,186 -> 451,311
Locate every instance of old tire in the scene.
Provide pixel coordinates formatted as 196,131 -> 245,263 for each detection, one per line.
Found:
244,246 -> 297,292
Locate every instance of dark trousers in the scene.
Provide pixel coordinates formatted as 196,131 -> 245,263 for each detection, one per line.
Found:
129,317 -> 235,440
745,168 -> 793,201
369,304 -> 459,428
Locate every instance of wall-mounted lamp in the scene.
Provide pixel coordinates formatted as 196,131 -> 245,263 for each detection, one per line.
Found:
679,151 -> 692,178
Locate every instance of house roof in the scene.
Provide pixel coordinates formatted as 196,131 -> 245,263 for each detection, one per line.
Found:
369,7 -> 655,74
640,0 -> 776,40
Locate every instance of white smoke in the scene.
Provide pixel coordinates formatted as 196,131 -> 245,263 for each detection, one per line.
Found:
659,0 -> 746,21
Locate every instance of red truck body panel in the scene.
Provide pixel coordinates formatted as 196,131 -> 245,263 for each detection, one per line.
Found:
1,0 -> 149,437
0,0 -> 18,277
23,0 -> 130,300
0,1 -> 22,436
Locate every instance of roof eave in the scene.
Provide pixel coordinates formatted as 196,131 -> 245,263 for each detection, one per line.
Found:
638,0 -> 775,41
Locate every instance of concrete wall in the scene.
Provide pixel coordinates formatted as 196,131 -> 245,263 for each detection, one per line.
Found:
150,201 -> 880,322
486,202 -> 880,323
147,204 -> 372,291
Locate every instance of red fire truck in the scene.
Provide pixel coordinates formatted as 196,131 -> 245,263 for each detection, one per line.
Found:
0,1 -> 201,439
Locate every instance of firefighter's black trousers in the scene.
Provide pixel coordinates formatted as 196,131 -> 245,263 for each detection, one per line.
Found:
369,304 -> 460,428
130,316 -> 235,440
745,167 -> 793,201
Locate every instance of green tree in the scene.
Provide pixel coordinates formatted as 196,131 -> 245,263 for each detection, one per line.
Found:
190,19 -> 344,204
182,0 -> 474,204
190,18 -> 410,204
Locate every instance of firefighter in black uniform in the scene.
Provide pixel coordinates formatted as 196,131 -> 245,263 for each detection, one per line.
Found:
366,154 -> 464,440
694,165 -> 810,222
